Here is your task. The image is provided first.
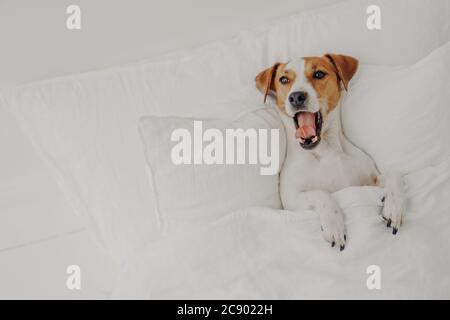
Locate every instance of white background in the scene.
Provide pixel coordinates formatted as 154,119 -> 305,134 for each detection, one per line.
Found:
0,0 -> 340,87
0,0 -> 341,299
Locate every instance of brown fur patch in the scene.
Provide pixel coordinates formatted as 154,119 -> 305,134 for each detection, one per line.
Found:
373,175 -> 380,186
255,63 -> 279,102
273,66 -> 295,113
303,57 -> 341,115
325,54 -> 359,91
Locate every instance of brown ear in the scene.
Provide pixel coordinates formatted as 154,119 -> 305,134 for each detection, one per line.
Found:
325,54 -> 359,91
255,63 -> 281,103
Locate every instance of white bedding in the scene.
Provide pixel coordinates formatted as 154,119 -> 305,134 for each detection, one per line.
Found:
0,230 -> 115,300
1,0 -> 449,300
3,0 -> 449,264
113,159 -> 450,299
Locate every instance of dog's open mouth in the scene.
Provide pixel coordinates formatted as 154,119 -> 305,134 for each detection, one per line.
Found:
293,111 -> 322,149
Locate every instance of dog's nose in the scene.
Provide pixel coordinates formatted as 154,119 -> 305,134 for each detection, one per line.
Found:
289,91 -> 308,108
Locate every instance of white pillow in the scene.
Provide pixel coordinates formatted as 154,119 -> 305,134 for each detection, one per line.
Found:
342,42 -> 450,174
0,0 -> 448,261
139,106 -> 285,234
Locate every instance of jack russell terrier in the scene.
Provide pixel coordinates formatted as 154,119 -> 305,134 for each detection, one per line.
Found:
255,54 -> 406,251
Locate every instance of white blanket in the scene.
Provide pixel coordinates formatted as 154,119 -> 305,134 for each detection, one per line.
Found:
112,159 -> 450,299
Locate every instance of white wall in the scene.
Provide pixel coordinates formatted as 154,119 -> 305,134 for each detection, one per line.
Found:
0,0 -> 341,87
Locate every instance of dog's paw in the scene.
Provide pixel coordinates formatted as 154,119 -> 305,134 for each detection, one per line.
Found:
381,194 -> 405,235
319,208 -> 346,251
379,171 -> 406,235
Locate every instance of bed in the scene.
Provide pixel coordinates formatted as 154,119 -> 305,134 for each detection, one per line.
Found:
0,0 -> 449,299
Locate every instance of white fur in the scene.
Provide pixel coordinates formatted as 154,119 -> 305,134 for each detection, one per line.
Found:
284,59 -> 321,117
277,58 -> 406,250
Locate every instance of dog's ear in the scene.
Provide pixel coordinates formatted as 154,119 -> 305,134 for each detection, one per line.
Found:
255,63 -> 281,103
325,54 -> 359,91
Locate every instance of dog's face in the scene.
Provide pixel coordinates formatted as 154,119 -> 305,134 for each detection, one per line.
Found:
255,54 -> 358,149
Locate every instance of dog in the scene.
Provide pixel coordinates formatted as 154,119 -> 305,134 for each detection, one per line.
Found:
255,53 -> 406,251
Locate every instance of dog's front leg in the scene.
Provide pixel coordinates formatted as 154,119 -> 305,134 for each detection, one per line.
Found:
377,172 -> 406,235
284,190 -> 346,251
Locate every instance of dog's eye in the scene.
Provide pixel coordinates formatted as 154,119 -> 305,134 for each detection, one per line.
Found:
313,71 -> 326,79
279,76 -> 290,85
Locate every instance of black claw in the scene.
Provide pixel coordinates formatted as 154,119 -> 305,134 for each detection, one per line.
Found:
382,216 -> 387,221
387,219 -> 392,228
331,241 -> 335,248
381,196 -> 385,203
392,228 -> 398,235
344,235 -> 347,241
340,245 -> 345,251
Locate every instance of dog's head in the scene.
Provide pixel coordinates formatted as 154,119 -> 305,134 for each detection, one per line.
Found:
255,54 -> 358,149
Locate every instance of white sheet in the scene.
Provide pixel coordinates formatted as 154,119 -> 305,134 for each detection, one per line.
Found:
113,158 -> 450,299
0,230 -> 115,300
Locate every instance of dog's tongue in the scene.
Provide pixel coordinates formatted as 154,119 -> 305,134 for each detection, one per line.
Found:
295,113 -> 316,139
